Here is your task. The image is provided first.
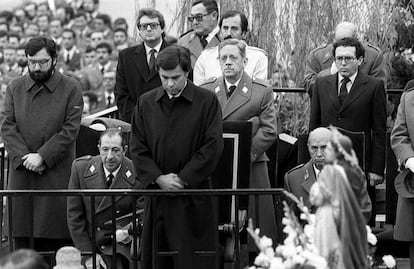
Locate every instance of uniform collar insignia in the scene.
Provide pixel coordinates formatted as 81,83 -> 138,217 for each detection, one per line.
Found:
215,86 -> 220,93
126,170 -> 132,178
89,165 -> 95,173
242,86 -> 248,93
304,169 -> 309,181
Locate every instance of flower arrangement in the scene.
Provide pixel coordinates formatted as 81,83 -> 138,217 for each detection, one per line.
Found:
247,191 -> 396,269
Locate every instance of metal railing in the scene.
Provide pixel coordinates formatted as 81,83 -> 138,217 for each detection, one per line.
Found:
0,188 -> 284,268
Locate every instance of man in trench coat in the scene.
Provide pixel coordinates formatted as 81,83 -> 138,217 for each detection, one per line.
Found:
129,45 -> 223,269
0,36 -> 83,251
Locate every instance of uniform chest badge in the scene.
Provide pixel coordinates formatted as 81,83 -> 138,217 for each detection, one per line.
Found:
126,170 -> 132,178
242,87 -> 248,93
215,86 -> 220,93
304,169 -> 309,181
89,165 -> 95,173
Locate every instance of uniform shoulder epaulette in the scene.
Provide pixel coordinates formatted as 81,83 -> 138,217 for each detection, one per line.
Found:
74,155 -> 92,162
286,163 -> 305,174
179,29 -> 194,38
310,43 -> 328,53
252,78 -> 270,87
201,77 -> 217,86
367,43 -> 381,52
248,46 -> 268,56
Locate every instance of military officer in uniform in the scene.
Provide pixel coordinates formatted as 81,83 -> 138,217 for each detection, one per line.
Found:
284,127 -> 332,208
194,10 -> 267,85
304,21 -> 385,91
67,128 -> 142,269
178,0 -> 221,67
201,38 -> 278,256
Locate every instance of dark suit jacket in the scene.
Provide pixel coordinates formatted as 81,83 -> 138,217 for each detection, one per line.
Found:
58,49 -> 82,72
67,155 -> 141,259
115,40 -> 169,122
309,71 -> 387,175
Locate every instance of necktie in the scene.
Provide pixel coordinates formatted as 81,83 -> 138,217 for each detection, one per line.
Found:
107,95 -> 112,107
65,52 -> 70,64
100,66 -> 105,74
339,77 -> 350,105
148,49 -> 156,76
107,173 -> 114,188
227,85 -> 236,99
199,34 -> 208,48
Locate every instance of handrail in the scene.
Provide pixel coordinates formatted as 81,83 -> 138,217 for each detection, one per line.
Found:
272,87 -> 404,94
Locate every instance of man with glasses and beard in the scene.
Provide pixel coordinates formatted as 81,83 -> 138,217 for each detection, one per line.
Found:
178,0 -> 221,67
193,10 -> 268,85
1,36 -> 83,253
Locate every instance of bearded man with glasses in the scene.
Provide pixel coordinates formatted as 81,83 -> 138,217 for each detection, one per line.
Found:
1,36 -> 83,254
309,37 -> 387,226
178,0 -> 221,67
115,8 -> 170,123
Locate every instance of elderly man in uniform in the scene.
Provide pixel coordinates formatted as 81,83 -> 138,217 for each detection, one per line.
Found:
194,10 -> 267,85
1,36 -> 83,251
178,0 -> 221,67
304,21 -> 384,91
67,128 -> 142,269
201,38 -> 277,259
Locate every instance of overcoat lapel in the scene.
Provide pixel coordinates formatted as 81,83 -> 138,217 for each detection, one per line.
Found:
339,72 -> 368,113
134,45 -> 149,80
83,157 -> 107,206
301,161 -> 317,194
326,74 -> 341,111
222,72 -> 252,119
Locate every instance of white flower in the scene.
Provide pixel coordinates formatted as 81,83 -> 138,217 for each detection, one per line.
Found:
254,252 -> 271,267
367,232 -> 377,246
269,257 -> 284,269
255,228 -> 261,235
382,255 -> 396,268
264,246 -> 275,257
304,224 -> 314,239
282,245 -> 297,257
301,250 -> 328,269
259,236 -> 273,250
291,254 -> 306,265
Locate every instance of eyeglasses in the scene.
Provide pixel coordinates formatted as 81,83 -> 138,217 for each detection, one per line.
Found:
138,23 -> 160,30
27,57 -> 51,67
334,56 -> 357,63
188,12 -> 212,23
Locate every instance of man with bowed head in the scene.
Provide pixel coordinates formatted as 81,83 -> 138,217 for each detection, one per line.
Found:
1,36 -> 83,251
129,45 -> 223,269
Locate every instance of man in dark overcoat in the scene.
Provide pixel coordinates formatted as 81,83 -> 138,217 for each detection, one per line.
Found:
309,37 -> 386,225
115,8 -> 170,123
129,45 -> 223,269
0,36 -> 83,250
200,39 -> 278,251
67,129 -> 142,269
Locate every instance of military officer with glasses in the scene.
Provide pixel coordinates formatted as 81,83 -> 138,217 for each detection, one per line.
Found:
178,0 -> 221,67
304,21 -> 385,92
1,36 -> 83,253
309,37 -> 387,226
115,8 -> 170,122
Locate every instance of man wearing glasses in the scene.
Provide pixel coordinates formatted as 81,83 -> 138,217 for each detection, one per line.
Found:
309,37 -> 386,226
1,36 -> 83,253
178,0 -> 221,67
304,21 -> 385,92
115,8 -> 170,123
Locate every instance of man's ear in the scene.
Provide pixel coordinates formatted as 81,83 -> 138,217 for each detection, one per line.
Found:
357,57 -> 364,66
123,145 -> 128,155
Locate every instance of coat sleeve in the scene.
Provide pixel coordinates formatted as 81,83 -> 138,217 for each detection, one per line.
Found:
368,50 -> 385,82
67,161 -> 93,252
252,52 -> 268,81
178,94 -> 224,188
251,87 -> 277,161
369,79 -> 386,175
129,98 -> 164,188
193,53 -> 206,86
391,92 -> 414,165
0,82 -> 31,169
309,79 -> 321,131
37,81 -> 83,169
115,51 -> 135,122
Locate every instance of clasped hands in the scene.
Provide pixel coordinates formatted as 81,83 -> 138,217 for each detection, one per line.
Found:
22,153 -> 45,174
155,173 -> 185,190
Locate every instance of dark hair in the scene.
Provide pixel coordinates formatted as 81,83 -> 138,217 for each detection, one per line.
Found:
62,28 -> 77,39
25,36 -> 57,58
74,11 -> 87,20
219,10 -> 248,34
219,38 -> 247,58
0,10 -> 15,24
37,13 -> 50,22
137,8 -> 165,29
84,45 -> 96,53
114,27 -> 128,37
99,127 -> 127,147
95,13 -> 112,28
332,37 -> 365,59
50,17 -> 63,26
83,91 -> 98,104
0,249 -> 48,269
114,17 -> 128,29
96,42 -> 112,54
192,0 -> 218,14
156,45 -> 191,72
